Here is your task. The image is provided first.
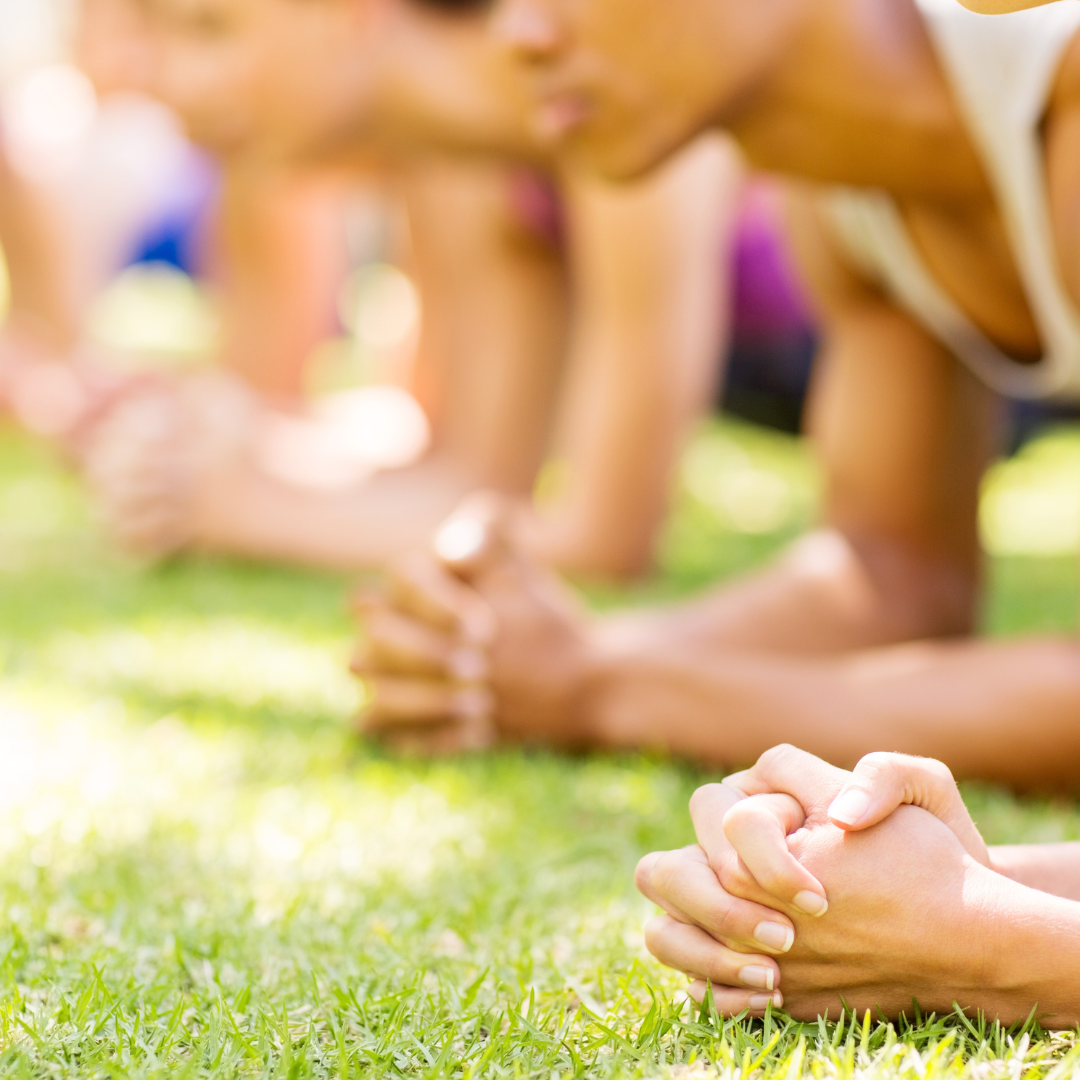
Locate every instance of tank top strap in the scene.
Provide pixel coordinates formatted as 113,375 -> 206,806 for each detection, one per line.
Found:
825,0 -> 1080,401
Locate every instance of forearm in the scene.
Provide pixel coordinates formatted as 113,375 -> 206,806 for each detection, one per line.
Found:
213,165 -> 347,403
0,142 -> 80,351
193,453 -> 477,570
991,843 -> 1080,901
584,631 -> 1080,784
542,137 -> 738,579
985,875 -> 1080,1028
598,526 -> 975,660
529,331 -> 710,579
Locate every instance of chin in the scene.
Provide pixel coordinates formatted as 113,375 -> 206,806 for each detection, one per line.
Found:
567,120 -> 701,181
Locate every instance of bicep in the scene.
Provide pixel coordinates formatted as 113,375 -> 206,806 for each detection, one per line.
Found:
537,137 -> 743,573
785,186 -> 1001,582
400,158 -> 569,491
560,134 -> 743,386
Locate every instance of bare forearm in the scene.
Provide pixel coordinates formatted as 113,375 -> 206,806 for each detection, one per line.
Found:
987,878 -> 1080,1028
193,455 -> 476,570
0,147 -> 79,349
542,138 -> 738,579
585,632 -> 1080,784
599,526 -> 977,661
214,166 -> 346,403
991,843 -> 1080,901
529,330 -> 711,578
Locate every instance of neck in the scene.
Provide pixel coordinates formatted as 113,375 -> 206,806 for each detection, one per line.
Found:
723,0 -> 989,201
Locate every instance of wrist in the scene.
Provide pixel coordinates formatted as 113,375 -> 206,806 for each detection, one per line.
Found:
580,617 -> 664,752
975,864 -> 1080,1028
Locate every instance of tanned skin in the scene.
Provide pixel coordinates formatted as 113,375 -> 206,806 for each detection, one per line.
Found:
355,0 -> 1080,786
84,0 -> 738,579
355,0 -> 1080,1021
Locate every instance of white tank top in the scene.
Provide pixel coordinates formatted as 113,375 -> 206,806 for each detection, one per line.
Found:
825,0 -> 1080,401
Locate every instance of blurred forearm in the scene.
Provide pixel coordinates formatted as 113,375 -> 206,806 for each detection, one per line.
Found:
991,843 -> 1080,901
583,629 -> 1080,785
0,132 -> 81,351
212,165 -> 348,403
538,137 -> 741,579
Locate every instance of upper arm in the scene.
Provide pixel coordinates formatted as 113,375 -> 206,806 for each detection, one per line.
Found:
399,156 -> 569,492
559,134 -> 743,395
784,185 -> 1002,625
536,136 -> 743,575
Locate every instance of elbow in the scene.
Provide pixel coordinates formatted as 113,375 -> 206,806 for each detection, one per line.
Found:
789,529 -> 980,644
859,536 -> 979,640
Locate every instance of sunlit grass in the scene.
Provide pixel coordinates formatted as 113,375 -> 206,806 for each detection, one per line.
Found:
0,420 -> 1077,1076
981,427 -> 1080,556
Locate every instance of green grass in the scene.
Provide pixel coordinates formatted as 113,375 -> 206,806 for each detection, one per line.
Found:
0,418 -> 1078,1077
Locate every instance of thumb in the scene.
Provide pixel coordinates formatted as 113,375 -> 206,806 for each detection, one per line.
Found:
827,752 -> 991,866
433,492 -> 519,580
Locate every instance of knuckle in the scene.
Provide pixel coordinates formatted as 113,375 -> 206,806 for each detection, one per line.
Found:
721,797 -> 760,839
707,952 -> 736,985
854,753 -> 898,790
856,751 -> 893,772
709,898 -> 746,942
922,757 -> 955,784
758,744 -> 793,770
643,915 -> 674,955
634,853 -> 659,894
715,856 -> 755,898
650,850 -> 683,894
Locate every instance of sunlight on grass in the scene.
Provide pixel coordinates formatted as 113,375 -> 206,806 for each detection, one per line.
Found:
981,428 -> 1080,556
40,620 -> 361,717
0,419 -> 1076,1075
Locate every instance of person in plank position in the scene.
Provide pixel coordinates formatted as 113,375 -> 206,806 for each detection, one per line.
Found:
84,0 -> 750,580
355,0 -> 1080,786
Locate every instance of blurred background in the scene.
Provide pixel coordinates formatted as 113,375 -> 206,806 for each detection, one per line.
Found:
0,0 -> 1078,1073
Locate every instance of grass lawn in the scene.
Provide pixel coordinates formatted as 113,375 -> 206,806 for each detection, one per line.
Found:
0,417 -> 1079,1078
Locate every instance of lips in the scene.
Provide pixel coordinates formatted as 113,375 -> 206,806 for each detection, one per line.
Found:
533,92 -> 593,141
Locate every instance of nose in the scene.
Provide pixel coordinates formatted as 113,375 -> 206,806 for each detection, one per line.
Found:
491,0 -> 564,62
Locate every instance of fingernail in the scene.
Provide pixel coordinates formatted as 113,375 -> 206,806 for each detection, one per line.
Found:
435,517 -> 486,563
753,921 -> 794,953
450,648 -> 488,682
793,890 -> 828,917
739,965 -> 775,991
828,787 -> 873,827
748,992 -> 783,1010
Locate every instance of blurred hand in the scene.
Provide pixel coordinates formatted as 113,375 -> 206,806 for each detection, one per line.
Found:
353,493 -> 599,754
0,329 -> 136,450
83,372 -> 258,557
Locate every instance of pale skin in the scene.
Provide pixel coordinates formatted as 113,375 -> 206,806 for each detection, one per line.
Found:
635,744 -> 1080,1026
0,0 -> 350,443
354,0 -> 1080,784
84,0 -> 738,579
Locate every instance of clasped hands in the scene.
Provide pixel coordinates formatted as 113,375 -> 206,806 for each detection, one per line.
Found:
351,493 -> 597,753
351,496 -> 1034,1023
636,743 -> 1009,1021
